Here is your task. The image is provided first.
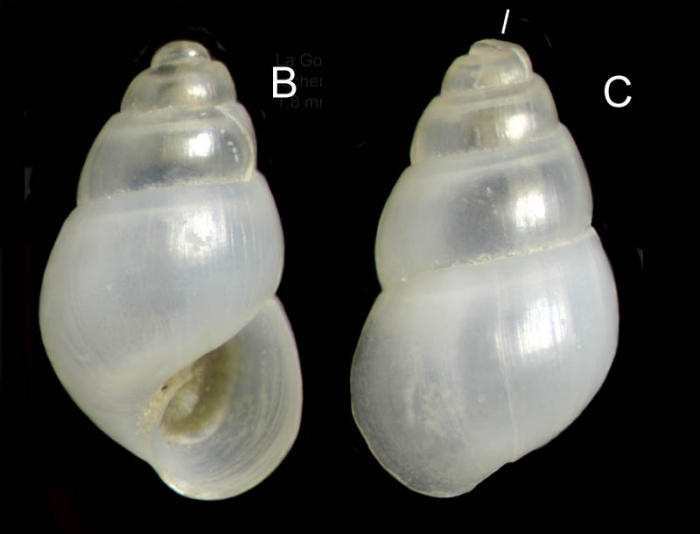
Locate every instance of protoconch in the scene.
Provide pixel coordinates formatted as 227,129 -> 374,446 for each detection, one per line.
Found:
39,41 -> 302,500
350,40 -> 619,497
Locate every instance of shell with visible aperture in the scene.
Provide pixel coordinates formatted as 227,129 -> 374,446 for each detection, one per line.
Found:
39,41 -> 303,500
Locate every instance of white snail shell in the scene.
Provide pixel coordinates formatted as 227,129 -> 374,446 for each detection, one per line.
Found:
350,40 -> 619,497
39,41 -> 302,500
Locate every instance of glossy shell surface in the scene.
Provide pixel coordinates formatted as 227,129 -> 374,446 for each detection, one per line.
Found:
350,40 -> 618,497
39,41 -> 302,500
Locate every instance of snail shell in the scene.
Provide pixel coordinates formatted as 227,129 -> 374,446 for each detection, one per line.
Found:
39,41 -> 302,500
350,40 -> 619,497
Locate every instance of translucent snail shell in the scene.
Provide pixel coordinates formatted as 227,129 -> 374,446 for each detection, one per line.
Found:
350,39 -> 619,497
39,41 -> 302,500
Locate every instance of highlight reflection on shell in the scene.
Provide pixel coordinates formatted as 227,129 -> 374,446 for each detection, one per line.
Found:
39,41 -> 302,500
350,40 -> 619,497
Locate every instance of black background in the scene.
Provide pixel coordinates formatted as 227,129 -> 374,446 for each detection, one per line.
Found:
3,4 -> 643,531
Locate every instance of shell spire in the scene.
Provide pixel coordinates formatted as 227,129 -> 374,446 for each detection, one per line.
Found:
411,39 -> 557,163
122,41 -> 238,111
351,40 -> 618,497
77,40 -> 256,205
